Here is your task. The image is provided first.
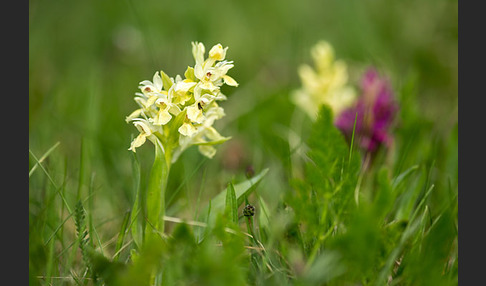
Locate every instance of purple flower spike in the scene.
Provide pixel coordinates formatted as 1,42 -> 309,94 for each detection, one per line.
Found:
335,68 -> 398,156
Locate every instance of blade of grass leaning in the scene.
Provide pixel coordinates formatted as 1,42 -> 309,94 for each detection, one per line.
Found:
44,159 -> 70,248
348,111 -> 358,165
392,164 -> 420,189
196,200 -> 212,244
409,184 -> 435,223
225,182 -> 238,224
45,237 -> 56,285
44,212 -> 74,246
257,195 -> 271,231
29,149 -> 72,214
29,141 -> 60,177
114,210 -> 131,262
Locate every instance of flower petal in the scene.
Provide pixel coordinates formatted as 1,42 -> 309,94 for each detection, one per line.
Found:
192,42 -> 205,67
186,105 -> 204,123
128,133 -> 147,152
209,44 -> 227,61
198,145 -> 216,158
168,105 -> 181,116
223,75 -> 238,86
126,109 -> 142,122
178,122 -> 197,137
133,120 -> 153,135
146,95 -> 158,107
153,72 -> 163,91
153,109 -> 172,125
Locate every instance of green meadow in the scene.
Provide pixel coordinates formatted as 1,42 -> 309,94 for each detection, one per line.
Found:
29,0 -> 458,285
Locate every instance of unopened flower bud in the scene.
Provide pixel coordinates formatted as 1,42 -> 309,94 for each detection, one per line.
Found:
243,204 -> 255,217
245,165 -> 255,179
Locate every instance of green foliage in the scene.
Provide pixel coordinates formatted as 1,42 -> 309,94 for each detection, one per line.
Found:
113,210 -> 131,262
74,201 -> 95,281
87,248 -> 127,285
286,105 -> 362,256
195,168 -> 269,242
29,0 -> 457,284
129,151 -> 144,250
161,219 -> 248,286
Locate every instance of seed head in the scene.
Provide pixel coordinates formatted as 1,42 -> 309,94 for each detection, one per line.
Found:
243,204 -> 255,217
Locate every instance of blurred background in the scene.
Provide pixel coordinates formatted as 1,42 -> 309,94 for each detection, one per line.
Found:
29,0 -> 457,244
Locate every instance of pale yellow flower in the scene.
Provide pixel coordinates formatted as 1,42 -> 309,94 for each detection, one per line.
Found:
175,103 -> 228,160
125,108 -> 142,123
139,71 -> 164,95
170,75 -> 196,105
152,98 -> 173,125
291,40 -> 356,119
127,42 -> 236,160
178,116 -> 198,137
192,41 -> 238,93
185,93 -> 213,124
209,44 -> 228,61
128,119 -> 158,152
186,105 -> 204,124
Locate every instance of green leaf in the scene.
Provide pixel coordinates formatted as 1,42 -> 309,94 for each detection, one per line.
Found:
160,69 -> 173,91
184,66 -> 196,81
130,151 -> 143,249
225,182 -> 238,224
257,195 -> 271,231
145,139 -> 170,236
392,164 -> 420,189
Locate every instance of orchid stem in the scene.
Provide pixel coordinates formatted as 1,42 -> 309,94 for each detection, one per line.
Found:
145,140 -> 171,241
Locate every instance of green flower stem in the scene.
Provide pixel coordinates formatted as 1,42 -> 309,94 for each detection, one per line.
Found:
145,139 -> 171,239
246,216 -> 258,246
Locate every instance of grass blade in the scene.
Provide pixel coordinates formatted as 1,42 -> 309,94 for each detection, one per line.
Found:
29,141 -> 61,177
114,210 -> 131,262
392,165 -> 420,189
225,182 -> 238,224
